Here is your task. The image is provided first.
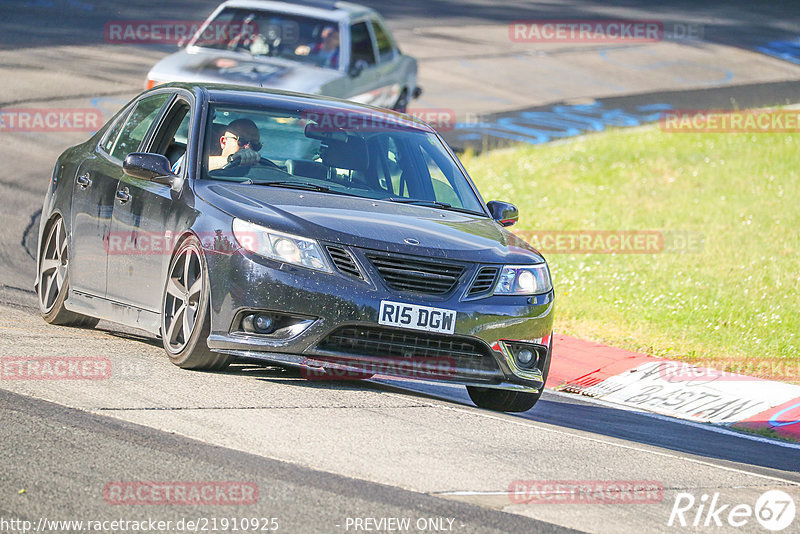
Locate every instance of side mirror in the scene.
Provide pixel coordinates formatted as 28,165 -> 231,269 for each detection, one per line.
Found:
348,59 -> 368,78
123,152 -> 178,188
487,200 -> 519,227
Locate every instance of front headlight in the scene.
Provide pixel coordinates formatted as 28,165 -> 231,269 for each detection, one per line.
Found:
494,264 -> 552,295
233,219 -> 331,272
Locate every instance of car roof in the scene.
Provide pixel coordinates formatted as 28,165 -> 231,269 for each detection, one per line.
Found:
158,82 -> 436,133
216,0 -> 377,22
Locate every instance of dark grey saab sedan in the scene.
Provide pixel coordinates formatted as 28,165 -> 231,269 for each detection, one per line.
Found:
36,83 -> 554,412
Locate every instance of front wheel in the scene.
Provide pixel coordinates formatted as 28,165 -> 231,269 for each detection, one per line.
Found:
467,344 -> 552,412
37,216 -> 99,328
466,387 -> 541,413
161,236 -> 231,371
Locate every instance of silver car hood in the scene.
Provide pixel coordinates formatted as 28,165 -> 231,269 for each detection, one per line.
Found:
148,47 -> 343,93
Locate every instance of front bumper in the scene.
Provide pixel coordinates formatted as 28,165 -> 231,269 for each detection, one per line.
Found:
205,247 -> 554,392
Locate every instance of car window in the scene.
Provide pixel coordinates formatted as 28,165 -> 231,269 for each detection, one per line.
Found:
371,20 -> 394,63
201,104 -> 485,215
420,143 -> 462,207
375,136 -> 406,197
110,93 -> 170,161
350,22 -> 376,66
149,99 -> 192,174
101,105 -> 133,155
192,8 -> 340,69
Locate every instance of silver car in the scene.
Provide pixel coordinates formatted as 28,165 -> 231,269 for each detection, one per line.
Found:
146,0 -> 420,111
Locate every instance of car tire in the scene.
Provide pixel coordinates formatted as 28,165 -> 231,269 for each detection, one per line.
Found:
466,387 -> 541,413
37,216 -> 99,328
467,343 -> 552,412
161,235 -> 231,371
392,89 -> 409,113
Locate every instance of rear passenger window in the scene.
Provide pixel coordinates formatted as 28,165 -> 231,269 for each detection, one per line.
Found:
350,22 -> 376,66
371,20 -> 394,63
110,93 -> 170,161
101,106 -> 132,154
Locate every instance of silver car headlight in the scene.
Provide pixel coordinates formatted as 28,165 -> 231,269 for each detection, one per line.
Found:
493,264 -> 552,295
233,219 -> 331,273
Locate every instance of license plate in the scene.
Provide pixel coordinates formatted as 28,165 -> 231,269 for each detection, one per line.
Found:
378,300 -> 457,335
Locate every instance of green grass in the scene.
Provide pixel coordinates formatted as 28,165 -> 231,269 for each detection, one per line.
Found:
460,126 -> 800,382
731,425 -> 799,444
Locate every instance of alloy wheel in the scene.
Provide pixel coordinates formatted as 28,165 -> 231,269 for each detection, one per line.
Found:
163,244 -> 204,352
38,218 -> 68,313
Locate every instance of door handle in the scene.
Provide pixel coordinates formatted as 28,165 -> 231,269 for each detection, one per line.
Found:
115,188 -> 131,204
76,173 -> 91,189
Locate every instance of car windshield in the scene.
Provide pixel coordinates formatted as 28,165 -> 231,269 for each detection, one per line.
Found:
192,8 -> 341,69
202,104 -> 486,215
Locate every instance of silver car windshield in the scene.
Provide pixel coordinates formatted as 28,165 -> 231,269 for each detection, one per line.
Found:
193,8 -> 341,69
203,105 -> 485,215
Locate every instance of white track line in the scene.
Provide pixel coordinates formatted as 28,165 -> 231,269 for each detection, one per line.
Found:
380,391 -> 800,487
547,389 -> 800,451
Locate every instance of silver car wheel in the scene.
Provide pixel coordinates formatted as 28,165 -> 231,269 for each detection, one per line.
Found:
38,217 -> 68,313
163,244 -> 204,353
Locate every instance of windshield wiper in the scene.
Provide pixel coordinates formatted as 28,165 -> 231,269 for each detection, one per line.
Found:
384,197 -> 483,215
385,197 -> 451,207
249,180 -> 354,196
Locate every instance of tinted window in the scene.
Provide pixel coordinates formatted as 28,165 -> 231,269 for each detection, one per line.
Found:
110,93 -> 170,161
202,105 -> 485,215
350,22 -> 376,66
101,106 -> 132,155
150,99 -> 192,174
420,143 -> 462,206
371,20 -> 394,62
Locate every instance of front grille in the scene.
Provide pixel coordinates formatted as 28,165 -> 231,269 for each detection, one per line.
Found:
468,266 -> 499,296
326,246 -> 362,279
366,253 -> 464,295
316,325 -> 500,375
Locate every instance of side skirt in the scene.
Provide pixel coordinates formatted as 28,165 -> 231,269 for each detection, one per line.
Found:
66,290 -> 161,335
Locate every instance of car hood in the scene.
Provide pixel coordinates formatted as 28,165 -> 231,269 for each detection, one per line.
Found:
148,48 -> 342,93
196,182 -> 544,264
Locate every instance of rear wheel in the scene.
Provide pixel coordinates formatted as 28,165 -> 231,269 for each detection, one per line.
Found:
392,89 -> 409,113
161,236 -> 231,371
37,216 -> 99,328
467,345 -> 552,412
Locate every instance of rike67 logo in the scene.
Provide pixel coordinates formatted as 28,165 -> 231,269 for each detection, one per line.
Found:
668,490 -> 796,531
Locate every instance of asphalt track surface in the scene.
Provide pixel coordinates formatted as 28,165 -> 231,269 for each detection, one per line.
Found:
1,1 -> 800,533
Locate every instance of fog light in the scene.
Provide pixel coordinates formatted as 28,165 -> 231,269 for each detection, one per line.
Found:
255,314 -> 274,333
517,349 -> 534,366
243,313 -> 276,334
